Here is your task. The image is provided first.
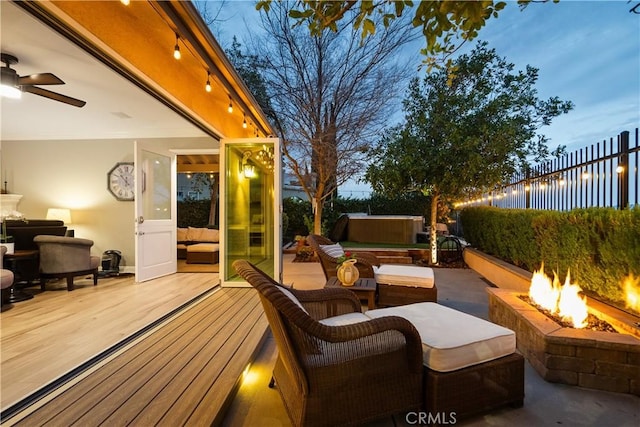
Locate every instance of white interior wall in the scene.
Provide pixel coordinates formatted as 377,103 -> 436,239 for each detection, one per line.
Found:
1,136 -> 217,272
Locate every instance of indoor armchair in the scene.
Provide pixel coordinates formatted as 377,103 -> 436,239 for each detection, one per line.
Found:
34,235 -> 100,291
233,260 -> 423,427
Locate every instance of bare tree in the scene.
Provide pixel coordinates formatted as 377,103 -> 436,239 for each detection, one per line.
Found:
248,1 -> 419,234
193,0 -> 227,27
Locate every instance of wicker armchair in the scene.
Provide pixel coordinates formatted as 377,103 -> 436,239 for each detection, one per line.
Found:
307,234 -> 380,281
233,260 -> 423,427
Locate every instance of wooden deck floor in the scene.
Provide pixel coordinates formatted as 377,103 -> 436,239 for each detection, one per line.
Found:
4,287 -> 267,426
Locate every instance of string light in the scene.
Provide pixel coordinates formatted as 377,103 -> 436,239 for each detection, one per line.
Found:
173,33 -> 181,60
158,17 -> 264,135
205,71 -> 211,92
120,0 -> 130,5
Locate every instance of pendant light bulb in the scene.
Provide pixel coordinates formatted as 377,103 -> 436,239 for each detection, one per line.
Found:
121,0 -> 130,5
205,71 -> 212,92
243,115 -> 247,129
173,33 -> 181,60
227,97 -> 233,113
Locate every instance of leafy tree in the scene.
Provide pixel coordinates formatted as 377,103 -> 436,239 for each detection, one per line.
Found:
225,37 -> 277,127
185,173 -> 219,226
365,42 -> 573,264
249,1 -> 418,234
257,0 -> 560,69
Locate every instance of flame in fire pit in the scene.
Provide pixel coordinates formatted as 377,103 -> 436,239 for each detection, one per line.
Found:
529,264 -> 588,328
624,273 -> 640,313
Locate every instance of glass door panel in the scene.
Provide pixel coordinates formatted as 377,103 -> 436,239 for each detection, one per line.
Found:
220,139 -> 280,286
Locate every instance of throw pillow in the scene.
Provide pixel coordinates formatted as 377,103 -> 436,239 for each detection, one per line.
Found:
177,228 -> 188,242
201,228 -> 219,242
278,285 -> 308,314
319,243 -> 344,258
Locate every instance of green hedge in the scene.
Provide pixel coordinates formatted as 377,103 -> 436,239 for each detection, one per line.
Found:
460,206 -> 640,304
177,200 -> 212,228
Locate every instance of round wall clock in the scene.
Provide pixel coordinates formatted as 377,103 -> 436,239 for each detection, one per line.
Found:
108,162 -> 135,201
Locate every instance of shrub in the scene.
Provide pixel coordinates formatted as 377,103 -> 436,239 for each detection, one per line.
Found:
460,206 -> 640,305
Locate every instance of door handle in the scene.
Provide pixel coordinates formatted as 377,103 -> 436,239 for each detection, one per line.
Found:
137,216 -> 145,224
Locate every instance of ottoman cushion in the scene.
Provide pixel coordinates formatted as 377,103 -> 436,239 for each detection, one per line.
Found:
374,265 -> 435,288
366,302 -> 515,372
186,243 -> 220,253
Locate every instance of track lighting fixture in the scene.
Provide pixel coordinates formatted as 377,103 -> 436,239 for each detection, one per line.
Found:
227,97 -> 233,113
205,71 -> 211,92
173,33 -> 181,60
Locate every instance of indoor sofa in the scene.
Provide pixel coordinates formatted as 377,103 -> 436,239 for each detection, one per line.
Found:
176,227 -> 220,264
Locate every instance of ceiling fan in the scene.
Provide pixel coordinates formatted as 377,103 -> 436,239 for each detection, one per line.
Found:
0,53 -> 86,108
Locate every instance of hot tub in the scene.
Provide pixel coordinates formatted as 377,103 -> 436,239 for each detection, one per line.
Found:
347,215 -> 424,244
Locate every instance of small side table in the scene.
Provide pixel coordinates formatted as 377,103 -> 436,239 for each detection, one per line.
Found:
326,277 -> 377,309
3,250 -> 39,302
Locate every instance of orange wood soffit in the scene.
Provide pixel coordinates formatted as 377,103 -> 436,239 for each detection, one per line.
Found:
43,0 -> 266,138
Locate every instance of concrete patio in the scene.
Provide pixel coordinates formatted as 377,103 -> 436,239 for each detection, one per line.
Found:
222,254 -> 640,426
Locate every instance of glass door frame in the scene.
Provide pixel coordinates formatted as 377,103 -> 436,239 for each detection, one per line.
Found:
219,138 -> 282,287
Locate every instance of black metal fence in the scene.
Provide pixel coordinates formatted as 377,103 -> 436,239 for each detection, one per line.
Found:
459,128 -> 639,210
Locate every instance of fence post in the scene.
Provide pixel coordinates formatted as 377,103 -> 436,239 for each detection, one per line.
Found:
618,130 -> 630,209
525,169 -> 531,209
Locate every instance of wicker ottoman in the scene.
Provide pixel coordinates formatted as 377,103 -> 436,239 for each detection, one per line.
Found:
375,265 -> 437,306
365,302 -> 524,421
186,243 -> 219,264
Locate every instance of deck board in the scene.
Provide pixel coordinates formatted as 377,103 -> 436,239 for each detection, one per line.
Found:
11,288 -> 268,426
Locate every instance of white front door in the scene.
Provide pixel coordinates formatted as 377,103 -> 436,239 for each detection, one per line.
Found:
134,141 -> 177,282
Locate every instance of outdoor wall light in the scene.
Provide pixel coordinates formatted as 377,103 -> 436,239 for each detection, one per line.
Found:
173,33 -> 181,60
241,151 -> 256,179
205,71 -> 211,92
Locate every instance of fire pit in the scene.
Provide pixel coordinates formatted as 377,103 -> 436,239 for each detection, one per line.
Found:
488,286 -> 640,396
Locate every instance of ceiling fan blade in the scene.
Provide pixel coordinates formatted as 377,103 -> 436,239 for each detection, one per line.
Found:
23,85 -> 86,108
18,73 -> 64,86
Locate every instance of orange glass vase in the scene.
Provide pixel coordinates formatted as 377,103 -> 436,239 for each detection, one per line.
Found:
337,259 -> 359,287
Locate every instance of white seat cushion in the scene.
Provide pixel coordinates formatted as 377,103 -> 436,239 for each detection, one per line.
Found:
186,243 -> 220,252
319,312 -> 370,326
374,264 -> 435,288
365,302 -> 515,372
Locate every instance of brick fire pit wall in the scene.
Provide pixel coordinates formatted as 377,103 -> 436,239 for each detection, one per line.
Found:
487,288 -> 640,396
